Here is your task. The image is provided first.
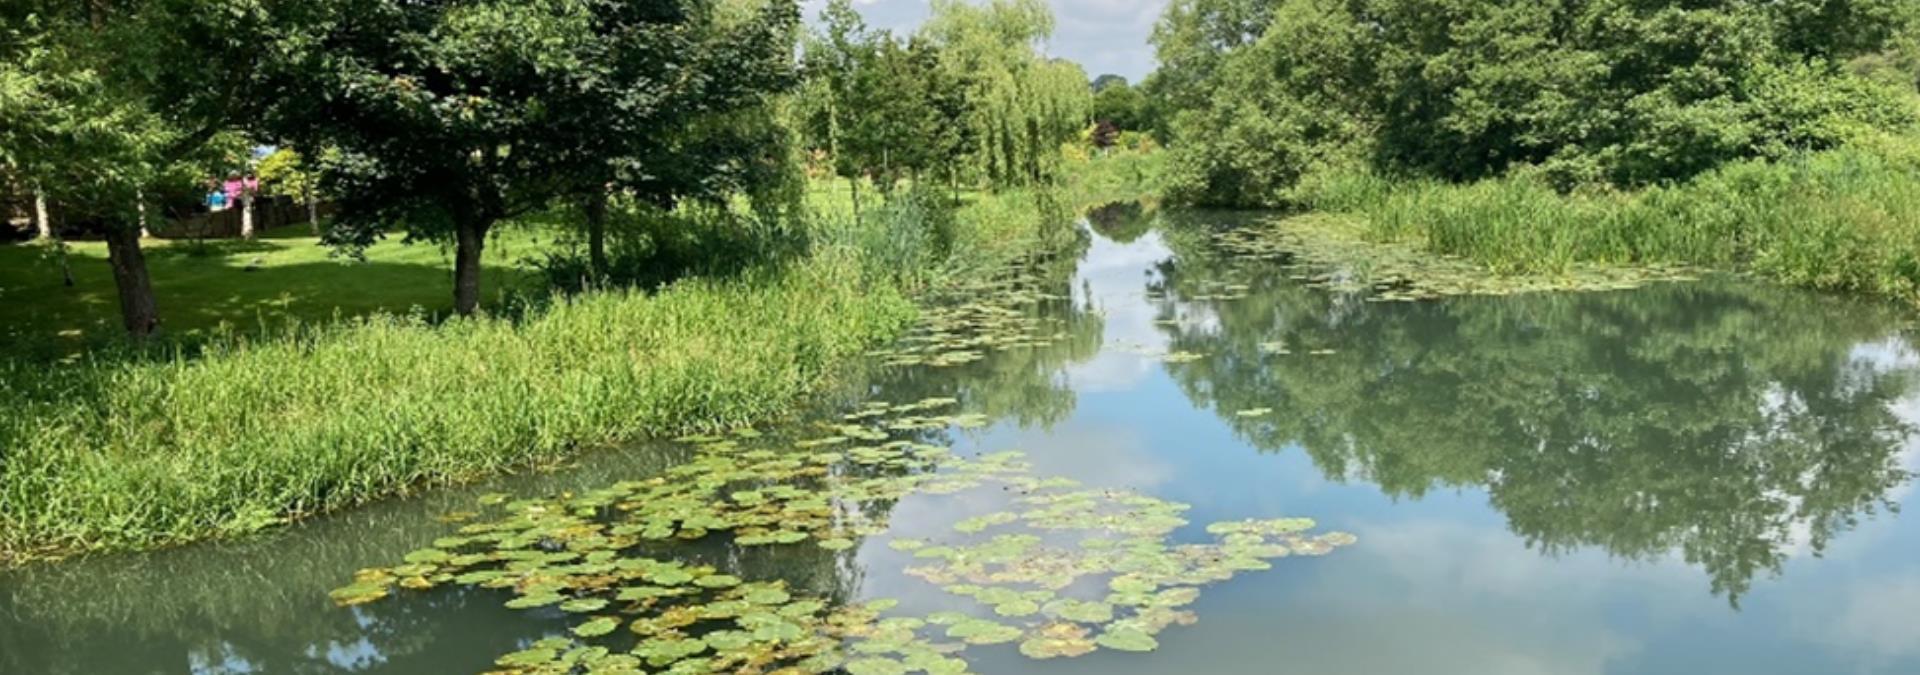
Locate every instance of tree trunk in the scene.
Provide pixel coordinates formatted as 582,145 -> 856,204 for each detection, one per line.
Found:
304,184 -> 318,234
33,189 -> 50,239
850,175 -> 861,221
453,215 -> 489,316
583,189 -> 609,276
103,224 -> 159,338
137,189 -> 151,239
56,238 -> 74,287
239,195 -> 255,239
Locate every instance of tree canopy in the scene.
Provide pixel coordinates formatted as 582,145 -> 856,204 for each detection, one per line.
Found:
255,0 -> 801,313
2,1 -> 262,335
1159,0 -> 1920,206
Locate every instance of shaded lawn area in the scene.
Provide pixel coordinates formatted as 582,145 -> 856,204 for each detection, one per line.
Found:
0,225 -> 554,359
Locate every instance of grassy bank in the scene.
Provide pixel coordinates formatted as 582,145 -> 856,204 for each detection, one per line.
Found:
0,154 -> 1156,562
1296,134 -> 1920,303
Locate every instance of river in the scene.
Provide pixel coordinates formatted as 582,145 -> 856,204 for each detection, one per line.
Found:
5,205 -> 1918,674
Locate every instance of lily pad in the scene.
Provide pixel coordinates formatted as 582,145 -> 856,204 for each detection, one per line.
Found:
572,616 -> 619,637
1095,627 -> 1159,652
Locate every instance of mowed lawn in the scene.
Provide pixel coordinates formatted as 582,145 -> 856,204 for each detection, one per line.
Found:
0,225 -> 553,358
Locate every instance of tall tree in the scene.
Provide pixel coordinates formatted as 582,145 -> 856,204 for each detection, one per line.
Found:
258,0 -> 799,314
556,0 -> 801,277
255,147 -> 324,233
799,0 -> 877,210
1,1 -> 259,337
922,0 -> 1090,188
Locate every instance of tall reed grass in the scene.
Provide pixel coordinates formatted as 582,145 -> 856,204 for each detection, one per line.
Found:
0,253 -> 914,558
1298,135 -> 1920,302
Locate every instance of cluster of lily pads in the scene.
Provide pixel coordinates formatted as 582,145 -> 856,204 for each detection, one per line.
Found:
327,266 -> 1354,674
1206,215 -> 1701,299
329,402 -> 1354,675
865,280 -> 1069,369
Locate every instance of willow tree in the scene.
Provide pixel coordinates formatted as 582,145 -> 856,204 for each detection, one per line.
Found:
257,0 -> 799,313
922,0 -> 1090,188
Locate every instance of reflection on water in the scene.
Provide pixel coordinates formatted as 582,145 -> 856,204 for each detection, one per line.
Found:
4,207 -> 1919,674
1148,220 -> 1917,603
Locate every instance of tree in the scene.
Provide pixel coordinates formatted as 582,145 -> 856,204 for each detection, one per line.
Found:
2,1 -> 260,338
799,0 -> 880,212
559,0 -> 802,277
255,147 -> 323,233
257,0 -> 800,313
1091,80 -> 1149,130
1090,73 -> 1128,93
923,0 -> 1091,188
1161,0 -> 1920,206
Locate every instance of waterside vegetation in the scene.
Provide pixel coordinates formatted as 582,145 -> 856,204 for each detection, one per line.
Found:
1151,0 -> 1920,303
0,0 -> 1158,563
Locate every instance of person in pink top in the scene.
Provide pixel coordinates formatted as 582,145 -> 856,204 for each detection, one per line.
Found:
222,175 -> 258,201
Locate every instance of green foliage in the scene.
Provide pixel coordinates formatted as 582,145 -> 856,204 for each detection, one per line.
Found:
1091,82 -> 1153,133
1,1 -> 254,232
1161,0 -> 1920,206
798,0 -> 1090,192
255,0 -> 801,311
533,200 -> 807,294
920,0 -> 1091,187
252,148 -> 320,203
797,4 -> 961,192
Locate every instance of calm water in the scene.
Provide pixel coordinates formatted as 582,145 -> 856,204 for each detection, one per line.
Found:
7,207 -> 1920,674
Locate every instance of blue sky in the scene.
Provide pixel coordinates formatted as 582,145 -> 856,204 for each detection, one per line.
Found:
801,0 -> 1168,82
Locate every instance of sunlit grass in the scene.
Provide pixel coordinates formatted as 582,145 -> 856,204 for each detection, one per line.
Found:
0,225 -> 548,360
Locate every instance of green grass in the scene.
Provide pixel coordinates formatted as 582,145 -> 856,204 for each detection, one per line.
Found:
0,252 -> 915,560
0,225 -> 548,360
1297,133 -> 1920,303
0,155 -> 1151,561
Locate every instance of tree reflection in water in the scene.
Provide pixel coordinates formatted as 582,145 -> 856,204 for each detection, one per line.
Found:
1150,219 -> 1917,604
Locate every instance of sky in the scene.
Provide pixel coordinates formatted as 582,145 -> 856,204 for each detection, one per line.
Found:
800,0 -> 1169,83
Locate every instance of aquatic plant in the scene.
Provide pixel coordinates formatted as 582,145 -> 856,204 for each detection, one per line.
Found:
333,426 -> 1353,674
327,274 -> 1356,673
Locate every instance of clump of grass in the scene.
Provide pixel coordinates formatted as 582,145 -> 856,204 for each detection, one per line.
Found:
1297,135 -> 1920,302
0,252 -> 915,558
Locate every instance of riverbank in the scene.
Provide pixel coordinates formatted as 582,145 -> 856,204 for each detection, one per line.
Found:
0,152 -> 1163,563
1292,134 -> 1920,304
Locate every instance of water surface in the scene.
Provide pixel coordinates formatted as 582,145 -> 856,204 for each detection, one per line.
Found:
6,208 -> 1919,674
